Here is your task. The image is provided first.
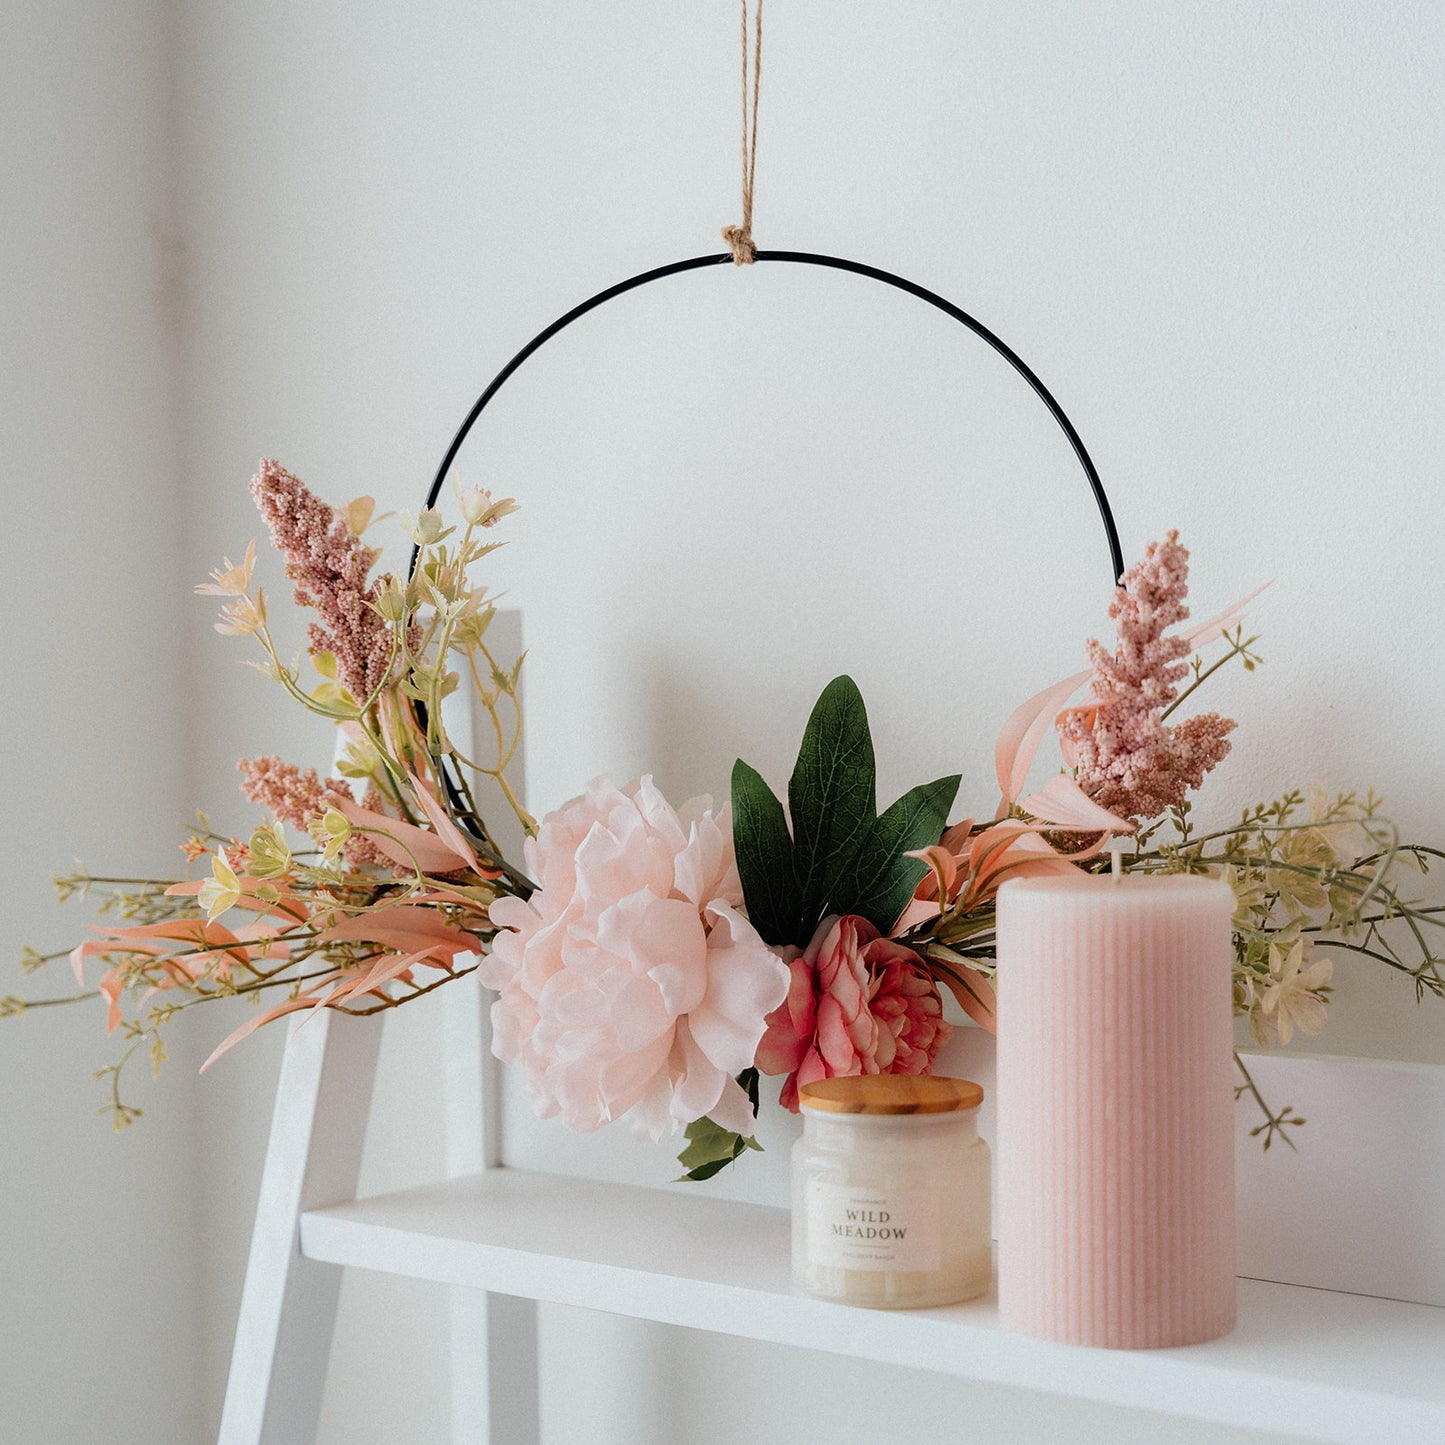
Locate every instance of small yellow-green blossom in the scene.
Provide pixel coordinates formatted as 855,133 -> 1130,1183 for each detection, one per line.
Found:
247,822 -> 291,880
336,735 -> 383,781
198,852 -> 241,920
195,539 -> 257,598
452,603 -> 495,648
371,576 -> 407,623
456,483 -> 520,530
1265,830 -> 1334,916
216,589 -> 268,638
399,508 -> 454,548
404,661 -> 460,703
1260,938 -> 1332,1046
310,808 -> 352,864
1220,864 -> 1268,932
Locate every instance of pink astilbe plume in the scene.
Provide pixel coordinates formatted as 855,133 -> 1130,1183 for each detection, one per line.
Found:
237,755 -> 334,831
249,458 -> 398,703
1056,531 -> 1235,823
236,756 -> 387,867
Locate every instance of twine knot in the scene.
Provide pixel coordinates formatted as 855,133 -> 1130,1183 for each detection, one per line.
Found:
720,2 -> 762,266
721,224 -> 757,266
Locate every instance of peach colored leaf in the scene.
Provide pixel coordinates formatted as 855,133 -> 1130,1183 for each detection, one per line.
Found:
891,898 -> 942,933
84,918 -> 216,944
199,997 -> 318,1072
404,772 -> 485,873
994,668 -> 1093,807
327,949 -> 431,1006
71,940 -> 110,985
1182,581 -> 1271,649
904,844 -> 959,902
1016,774 -> 1134,834
98,967 -> 127,1033
318,905 -> 478,958
934,962 -> 997,1034
328,794 -> 474,875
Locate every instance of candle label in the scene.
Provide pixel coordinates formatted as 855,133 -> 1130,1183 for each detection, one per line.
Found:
808,1183 -> 942,1272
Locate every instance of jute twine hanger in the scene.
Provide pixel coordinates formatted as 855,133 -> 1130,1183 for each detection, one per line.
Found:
721,0 -> 763,264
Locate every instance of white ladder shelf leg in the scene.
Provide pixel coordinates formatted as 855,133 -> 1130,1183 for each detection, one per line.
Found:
218,1010 -> 382,1445
445,974 -> 541,1445
218,978 -> 542,1444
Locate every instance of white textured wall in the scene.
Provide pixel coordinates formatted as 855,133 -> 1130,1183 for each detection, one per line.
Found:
0,2 -> 203,1442
9,2 -> 1444,1442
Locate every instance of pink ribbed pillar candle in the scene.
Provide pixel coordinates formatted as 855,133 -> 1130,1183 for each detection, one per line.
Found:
996,873 -> 1236,1348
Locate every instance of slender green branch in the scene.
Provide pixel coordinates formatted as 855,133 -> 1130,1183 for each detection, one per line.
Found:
1233,1051 -> 1303,1151
1162,630 -> 1261,721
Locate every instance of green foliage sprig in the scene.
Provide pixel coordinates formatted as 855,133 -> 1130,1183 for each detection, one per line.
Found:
732,676 -> 960,949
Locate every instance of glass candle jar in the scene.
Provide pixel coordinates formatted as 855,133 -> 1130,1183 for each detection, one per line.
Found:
792,1074 -> 991,1309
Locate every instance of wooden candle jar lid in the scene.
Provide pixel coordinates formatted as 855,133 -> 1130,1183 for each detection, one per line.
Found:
798,1075 -> 984,1115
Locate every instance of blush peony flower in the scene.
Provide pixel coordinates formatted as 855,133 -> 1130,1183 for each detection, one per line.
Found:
755,915 -> 952,1112
479,776 -> 790,1140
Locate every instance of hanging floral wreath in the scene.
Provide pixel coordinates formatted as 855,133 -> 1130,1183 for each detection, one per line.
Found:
11,461 -> 1442,1177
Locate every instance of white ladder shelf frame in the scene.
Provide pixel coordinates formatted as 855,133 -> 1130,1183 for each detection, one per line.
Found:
217,993 -> 539,1445
216,994 -> 1445,1445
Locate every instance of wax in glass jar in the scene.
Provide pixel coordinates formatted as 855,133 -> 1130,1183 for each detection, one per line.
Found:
792,1075 -> 991,1309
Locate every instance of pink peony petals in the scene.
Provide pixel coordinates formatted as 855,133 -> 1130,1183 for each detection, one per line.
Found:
483,775 -> 785,1140
667,1022 -> 732,1128
708,1072 -> 762,1138
757,913 -> 951,1111
688,902 -> 789,1072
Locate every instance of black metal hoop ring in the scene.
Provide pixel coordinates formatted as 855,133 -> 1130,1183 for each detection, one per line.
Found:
419,249 -> 1124,583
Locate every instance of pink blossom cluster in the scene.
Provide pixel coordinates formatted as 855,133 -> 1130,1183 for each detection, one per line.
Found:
249,459 -> 396,704
757,915 -> 952,1112
237,755 -> 334,831
1057,531 -> 1235,822
236,755 -> 387,866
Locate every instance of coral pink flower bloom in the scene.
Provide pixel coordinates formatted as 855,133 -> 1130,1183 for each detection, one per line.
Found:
480,777 -> 789,1141
756,915 -> 951,1112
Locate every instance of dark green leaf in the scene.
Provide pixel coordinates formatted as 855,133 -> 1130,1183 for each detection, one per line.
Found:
738,1066 -> 760,1115
788,677 -> 877,941
731,760 -> 801,947
838,773 -> 962,933
674,1070 -> 765,1182
675,1113 -> 759,1182
676,1152 -> 743,1182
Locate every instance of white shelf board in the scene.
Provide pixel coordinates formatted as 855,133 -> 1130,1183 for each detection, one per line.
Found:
300,1168 -> 1445,1444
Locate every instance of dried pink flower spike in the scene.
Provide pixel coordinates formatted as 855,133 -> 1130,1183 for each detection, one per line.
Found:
248,459 -> 397,704
237,755 -> 335,832
1057,531 -> 1235,823
236,755 -> 389,867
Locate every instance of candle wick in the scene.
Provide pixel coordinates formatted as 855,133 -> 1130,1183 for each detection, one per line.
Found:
1105,836 -> 1133,882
